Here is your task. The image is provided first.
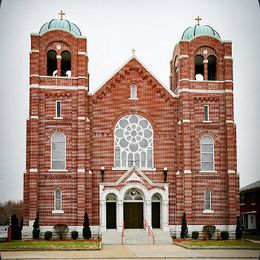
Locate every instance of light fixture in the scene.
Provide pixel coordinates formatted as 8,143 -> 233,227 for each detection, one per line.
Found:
163,167 -> 168,182
100,166 -> 105,182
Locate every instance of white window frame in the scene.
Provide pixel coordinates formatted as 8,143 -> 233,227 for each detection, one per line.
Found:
203,190 -> 214,213
129,84 -> 138,100
203,105 -> 210,122
51,132 -> 66,171
200,135 -> 215,172
54,100 -> 63,119
52,190 -> 64,213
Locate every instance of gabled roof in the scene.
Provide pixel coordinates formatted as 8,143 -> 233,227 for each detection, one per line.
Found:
90,55 -> 177,98
240,180 -> 260,192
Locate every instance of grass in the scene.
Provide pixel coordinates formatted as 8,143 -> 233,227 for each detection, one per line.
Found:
176,239 -> 260,249
0,240 -> 100,250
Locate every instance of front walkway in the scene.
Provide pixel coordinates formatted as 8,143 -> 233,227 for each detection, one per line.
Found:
1,244 -> 259,259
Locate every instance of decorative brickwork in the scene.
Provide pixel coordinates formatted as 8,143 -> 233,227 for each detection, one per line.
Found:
23,22 -> 239,239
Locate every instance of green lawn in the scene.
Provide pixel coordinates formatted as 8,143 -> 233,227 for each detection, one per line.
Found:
177,239 -> 260,249
0,240 -> 100,250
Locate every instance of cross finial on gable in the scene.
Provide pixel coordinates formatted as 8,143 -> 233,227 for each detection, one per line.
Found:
58,10 -> 65,20
132,48 -> 136,55
195,16 -> 202,25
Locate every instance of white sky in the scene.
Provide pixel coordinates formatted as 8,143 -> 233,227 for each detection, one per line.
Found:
0,0 -> 259,202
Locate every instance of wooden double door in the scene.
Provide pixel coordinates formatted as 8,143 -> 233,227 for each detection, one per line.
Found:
124,202 -> 143,228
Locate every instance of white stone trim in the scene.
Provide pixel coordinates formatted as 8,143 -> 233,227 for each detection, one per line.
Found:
78,51 -> 87,55
179,55 -> 189,59
29,168 -> 38,173
30,74 -> 39,77
182,119 -> 191,123
179,88 -> 233,94
52,210 -> 64,214
30,49 -> 39,53
86,117 -> 90,122
78,85 -> 87,89
77,169 -> 85,173
112,167 -> 156,171
225,80 -> 233,83
179,78 -> 190,82
56,55 -> 62,59
176,171 -> 180,175
30,85 -> 86,90
78,116 -> 86,120
203,120 -> 212,123
224,56 -> 232,60
228,170 -> 236,174
53,117 -> 63,120
48,169 -> 68,172
184,170 -> 192,174
203,60 -> 208,64
30,116 -> 39,119
203,209 -> 214,214
226,120 -> 234,124
199,170 -> 217,174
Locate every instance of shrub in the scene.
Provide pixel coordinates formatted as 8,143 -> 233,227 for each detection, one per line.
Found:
192,231 -> 199,240
220,231 -> 229,240
202,225 -> 216,240
11,214 -> 21,240
32,213 -> 40,239
180,212 -> 188,239
83,212 -> 92,239
235,216 -> 242,240
71,231 -> 78,240
44,231 -> 52,240
54,224 -> 69,240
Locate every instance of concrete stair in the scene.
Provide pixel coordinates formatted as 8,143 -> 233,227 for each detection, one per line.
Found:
123,229 -> 151,245
102,230 -> 122,245
153,229 -> 173,245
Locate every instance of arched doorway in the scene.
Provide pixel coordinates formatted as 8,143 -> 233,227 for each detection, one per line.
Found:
152,193 -> 161,228
124,189 -> 143,228
106,193 -> 117,229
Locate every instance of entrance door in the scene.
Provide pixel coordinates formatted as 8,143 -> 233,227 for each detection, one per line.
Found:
124,202 -> 143,228
106,202 -> 116,229
152,202 -> 160,228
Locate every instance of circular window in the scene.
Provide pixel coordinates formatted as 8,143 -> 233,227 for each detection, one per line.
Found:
114,115 -> 153,168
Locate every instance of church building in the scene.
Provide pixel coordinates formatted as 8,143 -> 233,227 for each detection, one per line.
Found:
22,14 -> 240,242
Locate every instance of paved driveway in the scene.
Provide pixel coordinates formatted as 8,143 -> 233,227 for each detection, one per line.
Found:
1,244 -> 259,259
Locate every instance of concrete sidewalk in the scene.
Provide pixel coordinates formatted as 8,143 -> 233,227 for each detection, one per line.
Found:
1,244 -> 259,259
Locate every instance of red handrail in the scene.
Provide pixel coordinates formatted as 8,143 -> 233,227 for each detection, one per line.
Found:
144,219 -> 155,245
122,222 -> 125,245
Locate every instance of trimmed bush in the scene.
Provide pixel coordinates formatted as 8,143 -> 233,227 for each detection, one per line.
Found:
32,213 -> 40,239
71,231 -> 78,240
44,231 -> 52,240
202,225 -> 216,240
192,231 -> 199,240
54,224 -> 69,240
220,231 -> 229,240
83,212 -> 92,239
180,212 -> 188,239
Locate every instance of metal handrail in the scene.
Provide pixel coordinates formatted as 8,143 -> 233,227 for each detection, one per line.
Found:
122,222 -> 125,245
144,219 -> 155,245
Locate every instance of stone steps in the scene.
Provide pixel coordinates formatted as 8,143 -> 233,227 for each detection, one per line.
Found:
123,229 -> 151,245
102,230 -> 122,245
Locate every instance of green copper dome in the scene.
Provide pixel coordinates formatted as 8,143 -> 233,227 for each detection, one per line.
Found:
39,19 -> 82,36
182,24 -> 220,40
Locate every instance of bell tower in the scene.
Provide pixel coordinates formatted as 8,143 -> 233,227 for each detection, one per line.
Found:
23,13 -> 90,238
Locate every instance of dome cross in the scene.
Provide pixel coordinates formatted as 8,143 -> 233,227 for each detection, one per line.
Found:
58,10 -> 65,20
195,16 -> 202,25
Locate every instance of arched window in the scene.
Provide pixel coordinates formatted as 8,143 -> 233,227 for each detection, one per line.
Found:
124,189 -> 143,201
47,50 -> 57,76
208,55 -> 216,80
130,84 -> 137,99
54,190 -> 62,211
106,193 -> 117,201
114,115 -> 153,169
201,136 -> 214,171
195,55 -> 204,80
51,133 -> 66,170
204,190 -> 211,210
61,51 -> 71,77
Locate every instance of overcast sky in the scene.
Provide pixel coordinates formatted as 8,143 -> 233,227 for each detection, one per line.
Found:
0,0 -> 259,202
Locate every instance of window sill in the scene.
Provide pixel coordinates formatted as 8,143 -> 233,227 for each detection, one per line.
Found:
112,167 -> 156,171
129,98 -> 139,101
53,117 -> 63,120
199,171 -> 217,174
48,169 -> 68,172
203,120 -> 212,123
203,209 -> 214,214
52,210 -> 64,214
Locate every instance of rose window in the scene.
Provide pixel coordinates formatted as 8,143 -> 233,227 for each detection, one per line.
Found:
114,115 -> 153,168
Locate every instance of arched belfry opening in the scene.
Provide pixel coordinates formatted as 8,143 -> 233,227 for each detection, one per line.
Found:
208,55 -> 217,80
47,50 -> 57,76
61,51 -> 71,77
195,55 -> 204,80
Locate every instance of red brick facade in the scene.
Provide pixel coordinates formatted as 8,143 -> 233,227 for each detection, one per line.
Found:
23,23 -> 240,239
